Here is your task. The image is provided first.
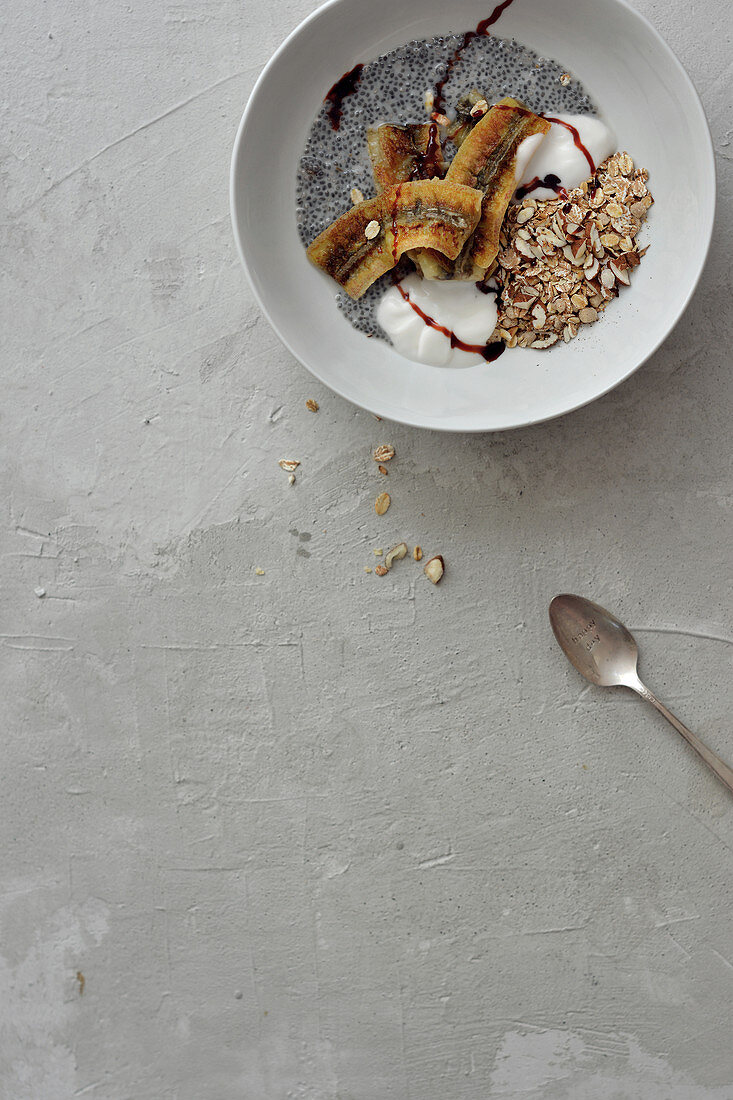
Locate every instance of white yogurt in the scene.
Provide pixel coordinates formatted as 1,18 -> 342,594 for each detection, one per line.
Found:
515,113 -> 616,200
377,274 -> 498,367
514,133 -> 546,185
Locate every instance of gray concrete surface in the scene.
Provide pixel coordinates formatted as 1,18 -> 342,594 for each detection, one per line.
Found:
2,0 -> 732,1097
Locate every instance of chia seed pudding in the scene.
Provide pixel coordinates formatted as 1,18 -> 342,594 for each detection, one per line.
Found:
296,33 -> 600,340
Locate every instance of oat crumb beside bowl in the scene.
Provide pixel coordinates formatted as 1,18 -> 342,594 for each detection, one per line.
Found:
231,0 -> 715,430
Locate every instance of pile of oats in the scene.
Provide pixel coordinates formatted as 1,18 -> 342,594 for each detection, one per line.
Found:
493,152 -> 653,350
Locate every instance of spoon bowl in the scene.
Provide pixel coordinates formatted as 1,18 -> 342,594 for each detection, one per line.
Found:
549,593 -> 640,689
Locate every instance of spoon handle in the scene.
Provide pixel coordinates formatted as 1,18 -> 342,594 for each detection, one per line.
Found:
632,678 -> 733,796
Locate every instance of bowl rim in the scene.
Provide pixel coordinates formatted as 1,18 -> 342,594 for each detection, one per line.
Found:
230,0 -> 716,433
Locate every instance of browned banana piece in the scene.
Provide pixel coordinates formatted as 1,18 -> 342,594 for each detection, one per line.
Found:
367,122 -> 446,191
306,180 -> 483,299
447,97 -> 550,279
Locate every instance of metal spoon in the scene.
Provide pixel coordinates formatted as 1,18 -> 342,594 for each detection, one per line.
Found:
549,593 -> 733,796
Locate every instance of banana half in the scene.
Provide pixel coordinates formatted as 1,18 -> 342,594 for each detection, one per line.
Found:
436,97 -> 550,280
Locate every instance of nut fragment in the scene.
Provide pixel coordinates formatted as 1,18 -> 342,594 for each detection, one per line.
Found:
373,444 -> 396,462
610,260 -> 631,286
288,474 -> 296,485
385,542 -> 408,569
365,220 -> 381,240
560,72 -> 571,85
584,257 -> 599,280
413,546 -> 423,561
470,98 -> 489,118
255,568 -> 265,576
305,399 -> 319,412
423,555 -> 445,584
350,187 -> 364,206
515,238 -> 537,259
278,459 -> 300,471
378,465 -> 388,475
374,564 -> 388,577
375,492 -> 391,516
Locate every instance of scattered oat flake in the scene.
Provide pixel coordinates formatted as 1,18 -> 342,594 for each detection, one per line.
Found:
385,542 -> 408,569
373,444 -> 395,462
364,567 -> 372,574
375,492 -> 391,516
560,72 -> 571,85
350,188 -> 364,206
373,548 -> 383,556
305,399 -> 319,412
279,459 -> 300,471
255,569 -> 265,576
365,220 -> 380,240
288,473 -> 296,485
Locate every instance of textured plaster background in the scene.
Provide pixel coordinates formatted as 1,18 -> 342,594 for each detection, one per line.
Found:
1,0 -> 732,1097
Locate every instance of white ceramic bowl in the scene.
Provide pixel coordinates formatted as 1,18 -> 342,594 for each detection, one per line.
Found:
231,0 -> 714,431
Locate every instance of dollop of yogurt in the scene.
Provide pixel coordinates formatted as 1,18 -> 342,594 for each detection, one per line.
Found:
377,274 -> 498,367
516,113 -> 616,200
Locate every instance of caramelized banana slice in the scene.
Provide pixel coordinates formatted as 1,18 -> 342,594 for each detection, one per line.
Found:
367,123 -> 446,191
307,180 -> 482,299
447,97 -> 550,279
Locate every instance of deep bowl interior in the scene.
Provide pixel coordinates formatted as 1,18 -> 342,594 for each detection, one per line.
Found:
231,0 -> 714,431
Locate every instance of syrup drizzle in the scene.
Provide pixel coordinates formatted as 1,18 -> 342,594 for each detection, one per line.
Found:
543,116 -> 596,173
476,275 -> 499,295
409,123 -> 443,180
515,173 -> 567,201
396,283 -> 505,363
433,0 -> 517,114
324,63 -> 364,130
